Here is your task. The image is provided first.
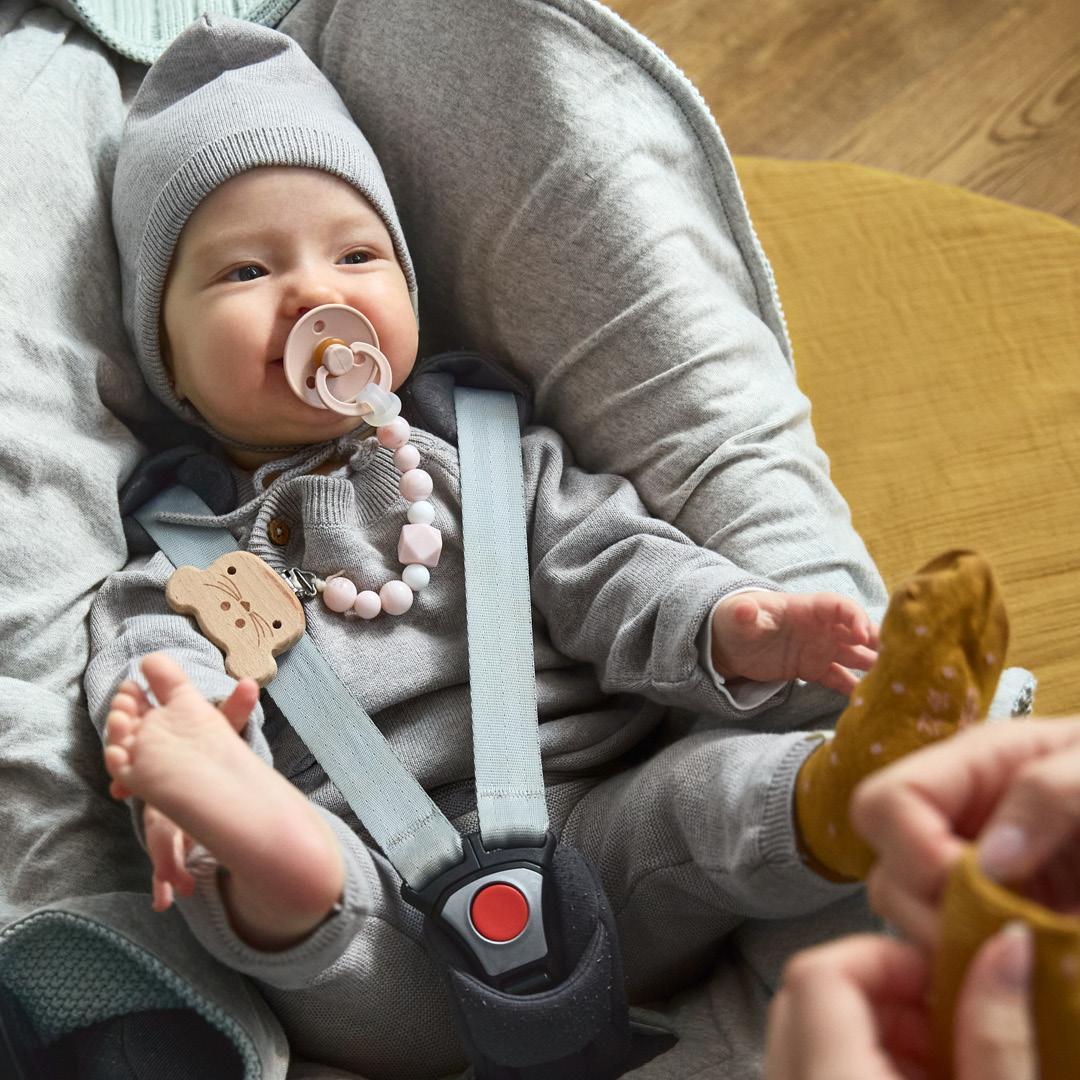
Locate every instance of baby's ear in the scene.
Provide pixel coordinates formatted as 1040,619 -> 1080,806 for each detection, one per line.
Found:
158,318 -> 181,394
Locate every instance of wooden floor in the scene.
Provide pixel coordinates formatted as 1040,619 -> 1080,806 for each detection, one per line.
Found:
606,0 -> 1080,225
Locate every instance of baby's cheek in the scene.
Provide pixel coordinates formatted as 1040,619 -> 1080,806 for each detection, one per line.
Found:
365,287 -> 418,386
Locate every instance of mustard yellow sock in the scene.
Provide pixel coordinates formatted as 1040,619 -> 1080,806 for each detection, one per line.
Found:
794,549 -> 1009,880
931,846 -> 1080,1080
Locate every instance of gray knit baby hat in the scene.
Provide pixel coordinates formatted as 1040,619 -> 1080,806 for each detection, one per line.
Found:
112,14 -> 417,436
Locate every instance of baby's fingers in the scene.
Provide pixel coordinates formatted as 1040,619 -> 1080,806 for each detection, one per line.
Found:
819,663 -> 860,696
145,808 -> 195,899
152,875 -> 175,913
109,778 -> 133,800
834,644 -> 879,672
828,597 -> 874,645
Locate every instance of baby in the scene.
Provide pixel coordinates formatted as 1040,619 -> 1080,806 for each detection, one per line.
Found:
87,15 -> 1006,1079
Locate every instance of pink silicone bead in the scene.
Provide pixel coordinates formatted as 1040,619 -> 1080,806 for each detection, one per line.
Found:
398,522 -> 442,567
323,576 -> 358,613
377,417 -> 411,449
399,468 -> 433,502
394,444 -> 421,472
353,590 -> 382,619
380,579 -> 414,615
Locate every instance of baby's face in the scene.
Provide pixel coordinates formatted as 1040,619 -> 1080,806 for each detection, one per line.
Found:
162,167 -> 418,461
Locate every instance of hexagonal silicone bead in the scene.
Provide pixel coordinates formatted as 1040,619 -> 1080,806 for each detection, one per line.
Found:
398,523 -> 442,568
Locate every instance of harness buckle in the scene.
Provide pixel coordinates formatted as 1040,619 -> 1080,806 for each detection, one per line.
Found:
401,831 -> 558,993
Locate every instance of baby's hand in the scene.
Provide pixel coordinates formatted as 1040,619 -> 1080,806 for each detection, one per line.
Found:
710,591 -> 878,694
144,804 -> 195,912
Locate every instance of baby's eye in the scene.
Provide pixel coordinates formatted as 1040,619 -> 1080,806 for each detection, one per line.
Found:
226,265 -> 265,283
339,250 -> 372,265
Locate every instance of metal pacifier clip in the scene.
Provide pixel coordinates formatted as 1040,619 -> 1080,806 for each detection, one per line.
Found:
281,303 -> 442,618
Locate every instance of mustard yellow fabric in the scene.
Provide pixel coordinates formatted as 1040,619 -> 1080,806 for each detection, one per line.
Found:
736,160 -> 1080,1075
933,846 -> 1080,1080
795,549 -> 1008,880
734,159 -> 1080,717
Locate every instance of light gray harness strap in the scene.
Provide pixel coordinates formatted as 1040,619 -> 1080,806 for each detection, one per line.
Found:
135,490 -> 464,888
133,386 -> 547,886
454,387 -> 548,848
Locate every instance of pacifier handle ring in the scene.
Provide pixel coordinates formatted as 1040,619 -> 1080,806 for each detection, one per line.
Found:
314,342 -> 393,416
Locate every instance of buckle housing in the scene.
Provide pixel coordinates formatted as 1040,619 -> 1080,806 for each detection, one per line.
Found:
402,831 -> 558,993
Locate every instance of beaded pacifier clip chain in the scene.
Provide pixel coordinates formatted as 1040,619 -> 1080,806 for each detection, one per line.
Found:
281,303 -> 442,619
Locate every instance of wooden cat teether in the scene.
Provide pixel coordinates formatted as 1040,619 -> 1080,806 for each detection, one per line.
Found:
165,551 -> 305,685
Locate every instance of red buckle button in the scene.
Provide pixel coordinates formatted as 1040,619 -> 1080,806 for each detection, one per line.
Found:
470,882 -> 529,942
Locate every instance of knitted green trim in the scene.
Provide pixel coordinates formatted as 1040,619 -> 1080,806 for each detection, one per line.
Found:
0,911 -> 261,1078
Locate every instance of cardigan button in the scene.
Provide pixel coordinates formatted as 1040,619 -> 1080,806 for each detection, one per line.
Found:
267,517 -> 292,546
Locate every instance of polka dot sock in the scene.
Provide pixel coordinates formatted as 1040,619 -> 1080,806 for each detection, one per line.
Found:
794,549 -> 1009,881
931,846 -> 1080,1080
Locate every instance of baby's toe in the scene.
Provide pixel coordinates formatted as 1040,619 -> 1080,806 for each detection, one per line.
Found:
106,708 -> 140,747
103,744 -> 133,784
110,691 -> 139,718
117,681 -> 153,717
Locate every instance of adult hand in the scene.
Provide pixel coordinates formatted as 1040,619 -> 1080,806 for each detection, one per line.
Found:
850,717 -> 1080,949
764,923 -> 1037,1080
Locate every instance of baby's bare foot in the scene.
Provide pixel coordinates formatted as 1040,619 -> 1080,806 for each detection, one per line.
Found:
107,674 -> 257,800
105,653 -> 344,949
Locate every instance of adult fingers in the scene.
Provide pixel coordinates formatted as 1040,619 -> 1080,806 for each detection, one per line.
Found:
765,935 -> 929,1079
865,859 -> 942,950
763,987 -> 797,1080
1013,828 -> 1080,912
765,987 -> 932,1080
854,774 -> 967,942
954,923 -> 1037,1080
976,739 -> 1080,885
852,720 -> 1080,912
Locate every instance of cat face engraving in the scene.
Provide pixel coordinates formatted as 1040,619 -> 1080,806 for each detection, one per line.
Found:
165,551 -> 305,685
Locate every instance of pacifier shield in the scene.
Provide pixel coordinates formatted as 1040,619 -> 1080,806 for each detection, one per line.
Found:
283,304 -> 383,411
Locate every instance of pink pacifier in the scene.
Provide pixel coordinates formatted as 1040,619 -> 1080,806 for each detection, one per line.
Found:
283,304 -> 400,424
